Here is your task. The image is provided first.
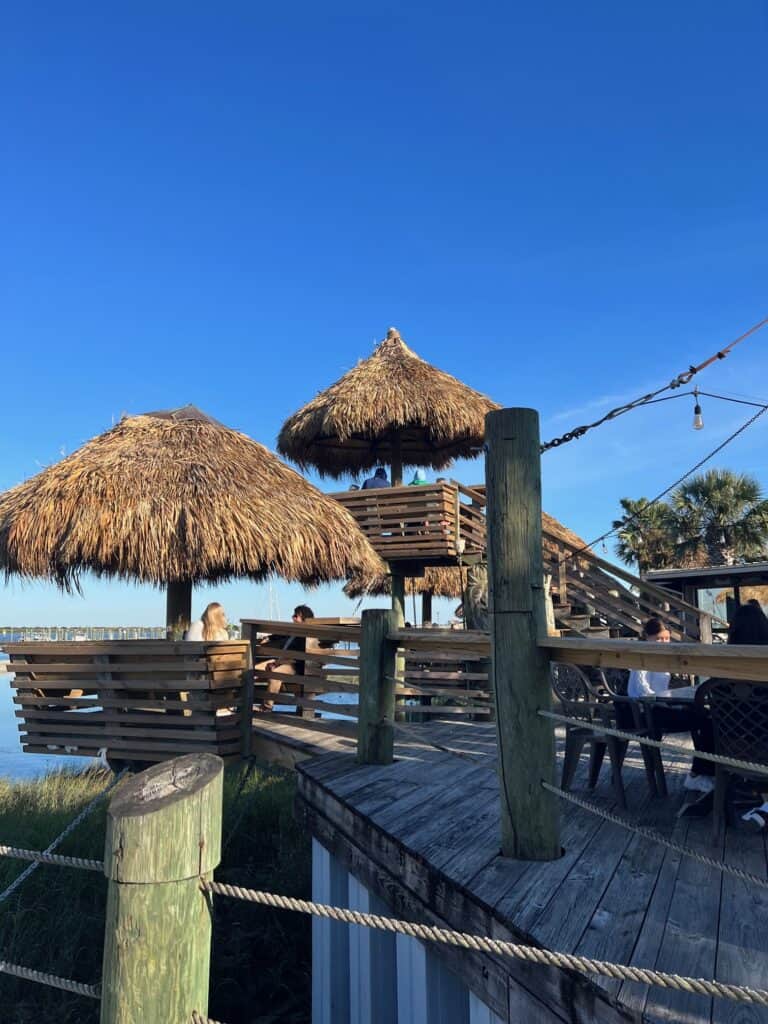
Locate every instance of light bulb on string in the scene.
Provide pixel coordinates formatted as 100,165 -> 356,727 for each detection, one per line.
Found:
692,388 -> 704,430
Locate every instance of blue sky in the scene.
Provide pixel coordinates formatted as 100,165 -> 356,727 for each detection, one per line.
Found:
2,2 -> 767,625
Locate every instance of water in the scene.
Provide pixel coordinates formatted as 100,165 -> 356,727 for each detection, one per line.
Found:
0,656 -> 358,781
0,656 -> 93,780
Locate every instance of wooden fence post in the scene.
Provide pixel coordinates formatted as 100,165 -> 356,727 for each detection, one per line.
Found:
357,609 -> 401,765
100,754 -> 223,1024
485,408 -> 560,860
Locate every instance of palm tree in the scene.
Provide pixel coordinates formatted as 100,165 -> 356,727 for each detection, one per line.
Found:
670,469 -> 768,566
613,498 -> 676,573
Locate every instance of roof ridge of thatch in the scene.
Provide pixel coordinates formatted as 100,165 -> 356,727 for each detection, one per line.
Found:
278,326 -> 500,478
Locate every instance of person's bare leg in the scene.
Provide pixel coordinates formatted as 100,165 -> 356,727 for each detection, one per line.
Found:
261,663 -> 295,711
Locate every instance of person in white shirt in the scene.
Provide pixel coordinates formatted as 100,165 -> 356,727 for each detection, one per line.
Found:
184,602 -> 229,641
628,617 -> 714,801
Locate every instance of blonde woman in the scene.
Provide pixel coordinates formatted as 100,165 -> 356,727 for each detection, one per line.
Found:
185,602 -> 229,641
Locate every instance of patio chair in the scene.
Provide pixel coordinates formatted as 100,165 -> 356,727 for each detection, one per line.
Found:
596,668 -> 667,798
695,679 -> 768,844
551,663 -> 633,809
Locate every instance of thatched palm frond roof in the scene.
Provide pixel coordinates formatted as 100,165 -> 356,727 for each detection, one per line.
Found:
277,328 -> 500,478
0,405 -> 384,590
344,566 -> 464,600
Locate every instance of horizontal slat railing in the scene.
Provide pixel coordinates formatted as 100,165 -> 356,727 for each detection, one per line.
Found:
540,636 -> 768,681
3,641 -> 250,763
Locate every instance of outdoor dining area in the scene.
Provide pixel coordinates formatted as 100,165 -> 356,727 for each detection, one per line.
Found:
548,614 -> 768,843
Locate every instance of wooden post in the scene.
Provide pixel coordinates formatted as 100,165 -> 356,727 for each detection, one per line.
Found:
485,408 -> 559,860
166,580 -> 193,639
100,754 -> 223,1024
240,664 -> 255,759
357,608 -> 401,764
421,591 -> 433,625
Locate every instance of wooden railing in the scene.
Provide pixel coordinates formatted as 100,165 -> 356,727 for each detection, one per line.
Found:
330,483 -> 472,564
540,635 -> 768,681
3,641 -> 250,763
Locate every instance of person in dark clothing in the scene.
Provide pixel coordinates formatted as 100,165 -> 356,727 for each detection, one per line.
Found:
362,467 -> 390,489
255,605 -> 314,711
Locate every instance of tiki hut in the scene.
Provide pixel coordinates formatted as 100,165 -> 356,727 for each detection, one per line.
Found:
0,405 -> 384,633
344,566 -> 463,624
277,327 -> 500,483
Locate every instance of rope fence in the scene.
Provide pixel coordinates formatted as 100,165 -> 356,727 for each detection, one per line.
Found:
540,781 -> 768,889
202,881 -> 768,1008
0,769 -> 123,904
0,958 -> 100,999
538,708 -> 768,777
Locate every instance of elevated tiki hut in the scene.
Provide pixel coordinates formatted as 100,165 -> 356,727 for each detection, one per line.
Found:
278,327 -> 499,619
0,405 -> 384,634
277,327 -> 499,483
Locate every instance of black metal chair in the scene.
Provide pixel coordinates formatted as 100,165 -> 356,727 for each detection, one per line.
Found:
695,679 -> 768,844
596,667 -> 667,798
551,664 -> 633,808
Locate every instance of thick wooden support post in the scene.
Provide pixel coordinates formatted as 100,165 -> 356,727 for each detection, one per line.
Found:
100,754 -> 223,1024
357,608 -> 401,764
421,591 -> 433,625
391,573 -> 406,622
485,408 -> 559,860
166,580 -> 193,639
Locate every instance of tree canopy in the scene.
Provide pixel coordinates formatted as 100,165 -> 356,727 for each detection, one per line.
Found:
613,469 -> 768,571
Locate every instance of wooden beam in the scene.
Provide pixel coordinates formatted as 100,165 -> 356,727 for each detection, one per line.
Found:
485,407 -> 559,861
541,636 -> 768,681
357,609 -> 401,765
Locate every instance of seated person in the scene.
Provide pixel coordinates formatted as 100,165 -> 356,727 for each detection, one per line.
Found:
362,467 -> 390,489
628,617 -> 714,800
185,602 -> 229,641
254,605 -> 314,711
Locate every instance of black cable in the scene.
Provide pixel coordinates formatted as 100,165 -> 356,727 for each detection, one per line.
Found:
563,403 -> 768,561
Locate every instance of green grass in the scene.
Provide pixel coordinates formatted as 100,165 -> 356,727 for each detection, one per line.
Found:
0,761 -> 311,1023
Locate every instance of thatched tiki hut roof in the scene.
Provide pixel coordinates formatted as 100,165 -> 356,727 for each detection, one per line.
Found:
277,327 -> 500,482
0,405 -> 384,633
344,566 -> 463,600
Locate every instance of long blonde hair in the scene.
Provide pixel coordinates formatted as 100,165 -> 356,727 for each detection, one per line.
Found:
201,602 -> 227,641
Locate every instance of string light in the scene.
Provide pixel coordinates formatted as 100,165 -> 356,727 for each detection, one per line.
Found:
692,388 -> 704,431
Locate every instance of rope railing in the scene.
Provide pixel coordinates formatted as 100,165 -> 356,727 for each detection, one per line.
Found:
540,781 -> 768,889
0,958 -> 100,999
538,708 -> 768,777
202,882 -> 768,1007
0,770 -> 124,903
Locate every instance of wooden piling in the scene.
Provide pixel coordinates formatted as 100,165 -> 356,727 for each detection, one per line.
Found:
100,754 -> 223,1024
166,580 -> 193,639
357,609 -> 401,764
485,408 -> 559,860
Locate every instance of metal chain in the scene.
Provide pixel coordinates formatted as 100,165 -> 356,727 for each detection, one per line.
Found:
0,958 -> 100,999
202,882 -> 768,1006
541,782 -> 768,889
538,708 -> 768,777
540,314 -> 768,453
0,770 -> 123,903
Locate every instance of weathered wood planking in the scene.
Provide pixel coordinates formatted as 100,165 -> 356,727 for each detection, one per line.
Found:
297,721 -> 768,1024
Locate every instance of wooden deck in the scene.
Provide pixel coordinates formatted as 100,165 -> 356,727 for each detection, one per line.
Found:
294,719 -> 768,1024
